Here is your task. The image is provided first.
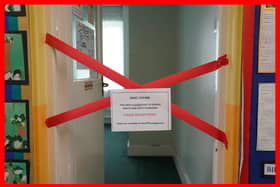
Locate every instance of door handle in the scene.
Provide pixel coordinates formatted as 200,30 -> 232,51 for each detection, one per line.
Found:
102,82 -> 109,87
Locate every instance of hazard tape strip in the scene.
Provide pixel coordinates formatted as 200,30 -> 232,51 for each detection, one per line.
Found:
45,33 -> 228,149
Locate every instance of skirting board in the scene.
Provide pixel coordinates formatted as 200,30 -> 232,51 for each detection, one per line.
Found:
173,155 -> 191,184
127,143 -> 174,157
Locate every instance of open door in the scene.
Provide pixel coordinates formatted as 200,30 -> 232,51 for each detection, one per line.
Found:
42,5 -> 104,184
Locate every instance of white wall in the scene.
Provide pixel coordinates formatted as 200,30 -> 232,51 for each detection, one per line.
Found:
174,5 -> 218,184
127,5 -> 178,156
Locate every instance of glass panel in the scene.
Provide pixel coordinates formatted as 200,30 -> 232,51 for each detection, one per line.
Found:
102,20 -> 124,90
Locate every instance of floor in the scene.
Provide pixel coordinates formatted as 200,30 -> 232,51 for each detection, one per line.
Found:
104,123 -> 181,184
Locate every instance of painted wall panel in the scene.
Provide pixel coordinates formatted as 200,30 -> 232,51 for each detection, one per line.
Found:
127,5 -> 178,155
174,5 -> 218,184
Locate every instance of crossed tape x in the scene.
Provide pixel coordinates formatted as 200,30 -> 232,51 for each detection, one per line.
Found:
45,33 -> 229,149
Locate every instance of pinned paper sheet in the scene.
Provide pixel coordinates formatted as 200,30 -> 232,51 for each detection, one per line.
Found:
257,83 -> 275,151
111,88 -> 171,132
258,5 -> 275,73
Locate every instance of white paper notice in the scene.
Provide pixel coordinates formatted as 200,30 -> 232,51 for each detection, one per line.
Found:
258,5 -> 275,73
76,21 -> 95,59
257,83 -> 275,151
111,88 -> 171,132
76,21 -> 98,79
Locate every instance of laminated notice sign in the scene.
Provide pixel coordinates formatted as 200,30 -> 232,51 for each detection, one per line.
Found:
257,83 -> 275,151
258,5 -> 275,73
111,88 -> 171,132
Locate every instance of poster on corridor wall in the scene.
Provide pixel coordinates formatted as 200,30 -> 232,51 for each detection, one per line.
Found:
76,21 -> 98,80
257,83 -> 275,151
5,31 -> 29,84
111,88 -> 171,132
258,5 -> 275,73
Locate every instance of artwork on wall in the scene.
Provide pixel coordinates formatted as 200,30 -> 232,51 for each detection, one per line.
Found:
5,5 -> 26,16
4,160 -> 29,184
5,31 -> 29,85
5,100 -> 30,152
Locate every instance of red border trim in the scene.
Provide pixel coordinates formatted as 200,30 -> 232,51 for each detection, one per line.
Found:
45,33 -> 229,148
239,5 -> 255,184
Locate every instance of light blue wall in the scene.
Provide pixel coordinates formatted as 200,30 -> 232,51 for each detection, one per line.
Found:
124,5 -> 218,182
174,5 -> 218,184
128,5 -> 178,84
127,5 -> 178,150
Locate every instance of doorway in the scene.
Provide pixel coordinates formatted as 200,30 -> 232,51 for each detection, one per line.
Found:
28,4 -> 229,184
102,5 -> 182,184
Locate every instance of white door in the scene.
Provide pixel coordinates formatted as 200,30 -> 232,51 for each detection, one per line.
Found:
46,5 -> 104,184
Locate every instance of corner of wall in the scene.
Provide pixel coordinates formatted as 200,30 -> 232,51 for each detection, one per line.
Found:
173,154 -> 191,184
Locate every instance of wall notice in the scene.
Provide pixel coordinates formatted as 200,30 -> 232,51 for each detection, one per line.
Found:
76,21 -> 95,59
258,5 -> 275,73
111,88 -> 171,132
76,21 -> 98,79
257,83 -> 275,151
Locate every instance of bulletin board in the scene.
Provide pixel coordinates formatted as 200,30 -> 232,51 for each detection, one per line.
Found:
4,5 -> 32,184
248,5 -> 275,184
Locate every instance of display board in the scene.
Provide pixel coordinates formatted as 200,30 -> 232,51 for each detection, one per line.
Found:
4,5 -> 31,184
249,5 -> 275,184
